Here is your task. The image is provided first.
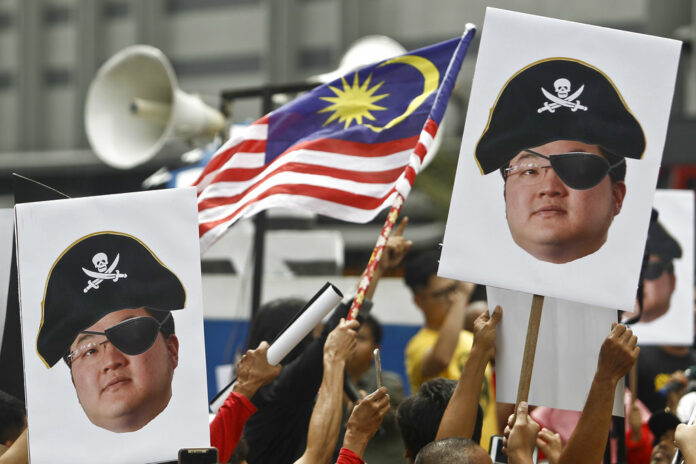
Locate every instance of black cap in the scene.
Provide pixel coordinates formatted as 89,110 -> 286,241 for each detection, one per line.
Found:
646,209 -> 682,260
648,410 -> 681,445
475,58 -> 645,174
38,232 -> 186,368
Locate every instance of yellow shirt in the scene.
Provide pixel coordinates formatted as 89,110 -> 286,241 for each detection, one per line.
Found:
405,328 -> 497,450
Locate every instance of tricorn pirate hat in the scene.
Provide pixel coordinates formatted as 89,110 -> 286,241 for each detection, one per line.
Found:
475,58 -> 645,174
38,232 -> 185,367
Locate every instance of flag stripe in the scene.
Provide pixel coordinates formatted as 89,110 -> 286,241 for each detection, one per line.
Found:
199,191 -> 401,251
200,183 -> 400,237
198,146 -> 413,202
202,161 -> 407,188
199,170 -> 400,221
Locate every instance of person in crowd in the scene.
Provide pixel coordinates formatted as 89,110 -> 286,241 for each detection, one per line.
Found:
295,318 -> 358,464
397,377 -> 484,463
337,387 -> 391,464
0,392 -> 25,458
475,58 -> 644,264
436,306 -> 501,443
0,429 -> 27,464
345,314 -> 405,463
210,341 -> 281,463
39,232 -> 186,433
625,395 -> 655,464
403,249 -> 497,447
634,213 -> 696,413
242,221 -> 409,464
227,438 -> 248,464
645,410 -> 681,464
241,296 -> 348,464
414,437 -> 492,464
505,323 -> 639,463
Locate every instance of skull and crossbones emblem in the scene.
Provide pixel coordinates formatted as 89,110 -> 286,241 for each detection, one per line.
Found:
82,252 -> 128,293
537,77 -> 589,113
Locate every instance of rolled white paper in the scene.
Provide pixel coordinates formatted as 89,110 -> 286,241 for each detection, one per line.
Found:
209,282 -> 343,413
266,283 -> 342,365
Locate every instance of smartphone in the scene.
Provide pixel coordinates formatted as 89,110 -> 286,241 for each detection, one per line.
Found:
489,435 -> 538,464
489,435 -> 508,464
373,348 -> 383,388
178,448 -> 218,464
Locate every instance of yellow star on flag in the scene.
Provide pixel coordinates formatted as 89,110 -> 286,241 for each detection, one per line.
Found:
318,72 -> 389,129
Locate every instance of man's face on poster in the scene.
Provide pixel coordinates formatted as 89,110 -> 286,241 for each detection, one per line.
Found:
67,307 -> 179,433
641,254 -> 676,323
503,140 -> 626,264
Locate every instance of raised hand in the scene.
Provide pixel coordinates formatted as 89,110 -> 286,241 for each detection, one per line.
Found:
234,341 -> 282,399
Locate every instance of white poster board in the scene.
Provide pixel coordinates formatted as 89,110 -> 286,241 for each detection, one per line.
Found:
440,8 -> 681,310
629,190 -> 694,345
15,189 -> 209,464
0,210 -> 14,350
487,286 -> 623,416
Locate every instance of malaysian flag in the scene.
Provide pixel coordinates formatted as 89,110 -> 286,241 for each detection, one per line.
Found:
196,28 -> 475,251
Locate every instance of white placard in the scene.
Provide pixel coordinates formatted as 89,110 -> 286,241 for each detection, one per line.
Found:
629,190 -> 694,345
488,286 -> 623,416
15,189 -> 209,464
441,9 -> 681,310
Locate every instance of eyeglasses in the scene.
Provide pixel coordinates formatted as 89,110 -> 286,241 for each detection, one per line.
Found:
425,282 -> 462,301
503,149 -> 625,190
65,313 -> 171,367
643,259 -> 673,281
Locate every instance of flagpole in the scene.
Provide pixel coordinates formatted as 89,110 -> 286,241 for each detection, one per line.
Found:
346,192 -> 404,321
345,27 -> 476,322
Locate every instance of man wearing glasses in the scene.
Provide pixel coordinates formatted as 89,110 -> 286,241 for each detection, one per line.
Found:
37,232 -> 185,433
475,58 -> 645,264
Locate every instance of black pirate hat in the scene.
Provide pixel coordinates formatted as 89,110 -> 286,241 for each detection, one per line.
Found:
37,232 -> 186,368
475,58 -> 645,174
646,209 -> 682,260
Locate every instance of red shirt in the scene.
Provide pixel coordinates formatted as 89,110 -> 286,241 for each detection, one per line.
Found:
626,423 -> 653,464
336,448 -> 365,464
209,392 -> 257,463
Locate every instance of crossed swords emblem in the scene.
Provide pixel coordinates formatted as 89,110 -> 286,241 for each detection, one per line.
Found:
82,253 -> 128,293
537,84 -> 588,114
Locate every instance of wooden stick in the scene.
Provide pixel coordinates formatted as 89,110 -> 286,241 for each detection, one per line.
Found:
629,364 -> 638,401
516,294 -> 544,405
346,193 -> 404,321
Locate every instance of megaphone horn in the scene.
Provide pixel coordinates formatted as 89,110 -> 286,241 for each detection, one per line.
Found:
85,45 -> 225,169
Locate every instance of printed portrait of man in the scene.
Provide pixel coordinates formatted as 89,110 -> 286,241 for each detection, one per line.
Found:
639,210 -> 682,323
36,232 -> 186,433
475,58 -> 646,264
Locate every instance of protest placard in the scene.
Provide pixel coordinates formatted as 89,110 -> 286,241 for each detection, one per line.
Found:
16,188 -> 209,464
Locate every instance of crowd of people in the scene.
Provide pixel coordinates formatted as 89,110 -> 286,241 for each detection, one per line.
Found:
1,216 -> 696,464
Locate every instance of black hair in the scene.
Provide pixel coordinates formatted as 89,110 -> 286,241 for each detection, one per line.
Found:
362,314 -> 383,345
414,437 -> 481,464
245,297 -> 310,366
0,390 -> 25,444
404,250 -> 441,294
397,379 -> 485,458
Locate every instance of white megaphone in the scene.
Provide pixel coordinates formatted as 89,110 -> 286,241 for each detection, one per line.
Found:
85,45 -> 226,169
311,35 -> 444,169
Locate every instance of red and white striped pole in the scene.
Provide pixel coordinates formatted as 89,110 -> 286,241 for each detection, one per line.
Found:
346,193 -> 405,321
